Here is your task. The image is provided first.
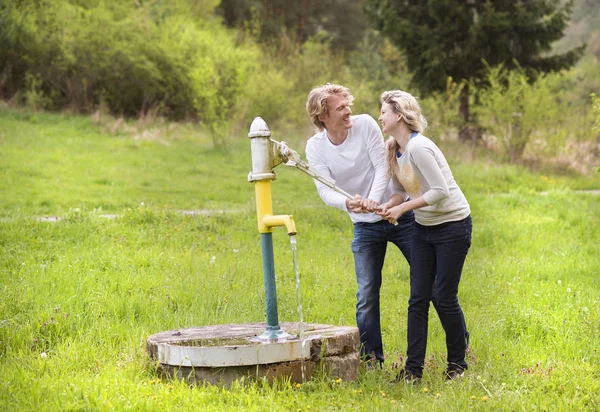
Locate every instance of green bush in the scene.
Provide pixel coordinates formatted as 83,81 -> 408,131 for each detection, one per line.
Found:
420,77 -> 465,140
235,35 -> 355,134
6,0 -> 594,160
1,1 -> 418,145
0,0 -> 257,138
234,58 -> 294,128
246,31 -> 413,135
474,64 -> 572,161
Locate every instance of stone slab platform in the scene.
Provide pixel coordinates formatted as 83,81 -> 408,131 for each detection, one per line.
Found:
147,322 -> 359,386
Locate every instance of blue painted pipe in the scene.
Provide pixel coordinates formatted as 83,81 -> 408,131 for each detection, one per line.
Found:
261,233 -> 280,333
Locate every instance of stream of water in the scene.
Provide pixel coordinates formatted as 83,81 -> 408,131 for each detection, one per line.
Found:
290,234 -> 306,382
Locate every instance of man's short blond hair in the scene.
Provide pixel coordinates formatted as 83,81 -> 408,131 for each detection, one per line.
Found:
306,84 -> 354,131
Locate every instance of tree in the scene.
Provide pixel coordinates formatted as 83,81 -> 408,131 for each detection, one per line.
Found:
217,0 -> 368,51
365,0 -> 585,138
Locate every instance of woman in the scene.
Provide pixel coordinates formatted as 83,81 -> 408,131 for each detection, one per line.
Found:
376,90 -> 472,382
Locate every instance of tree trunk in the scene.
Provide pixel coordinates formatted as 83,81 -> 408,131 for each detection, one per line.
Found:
297,0 -> 307,47
459,82 -> 470,124
0,64 -> 12,98
458,81 -> 481,142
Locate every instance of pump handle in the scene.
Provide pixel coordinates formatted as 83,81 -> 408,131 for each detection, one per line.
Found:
278,142 -> 398,226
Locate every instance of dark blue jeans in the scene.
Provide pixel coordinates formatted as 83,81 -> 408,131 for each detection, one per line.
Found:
405,215 -> 472,376
352,212 -> 414,363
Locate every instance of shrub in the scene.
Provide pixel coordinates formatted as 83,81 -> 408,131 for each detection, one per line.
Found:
474,64 -> 571,161
420,77 -> 465,140
0,0 -> 258,147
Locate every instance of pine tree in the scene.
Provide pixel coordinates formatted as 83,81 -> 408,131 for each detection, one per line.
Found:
365,0 -> 585,137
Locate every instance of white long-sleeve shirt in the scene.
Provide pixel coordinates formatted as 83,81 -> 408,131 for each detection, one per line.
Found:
393,134 -> 470,225
305,114 -> 399,223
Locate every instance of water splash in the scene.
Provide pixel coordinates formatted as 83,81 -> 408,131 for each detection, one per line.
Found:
290,234 -> 306,382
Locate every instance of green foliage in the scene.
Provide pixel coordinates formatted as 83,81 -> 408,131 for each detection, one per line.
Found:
475,64 -> 578,161
226,35 -> 340,134
552,56 -> 600,123
345,31 -> 412,118
365,0 -> 585,123
0,0 -> 259,147
2,0 -> 400,147
1,0 -> 598,159
234,58 -> 295,128
23,72 -> 52,111
237,29 -> 414,136
420,77 -> 466,139
217,0 -> 368,51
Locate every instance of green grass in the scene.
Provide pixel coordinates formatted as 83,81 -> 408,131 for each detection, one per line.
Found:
1,108 -> 599,410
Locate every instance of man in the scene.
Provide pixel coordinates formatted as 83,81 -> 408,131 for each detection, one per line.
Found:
305,83 -> 414,365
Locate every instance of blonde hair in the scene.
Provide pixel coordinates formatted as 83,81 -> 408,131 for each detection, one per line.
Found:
306,84 -> 354,131
380,90 -> 428,179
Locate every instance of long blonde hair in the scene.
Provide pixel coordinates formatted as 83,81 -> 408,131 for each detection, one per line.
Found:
381,90 -> 428,179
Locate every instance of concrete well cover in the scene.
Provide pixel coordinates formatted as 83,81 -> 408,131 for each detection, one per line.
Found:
147,322 -> 359,368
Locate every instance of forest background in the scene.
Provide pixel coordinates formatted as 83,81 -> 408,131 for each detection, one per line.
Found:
1,0 -> 599,172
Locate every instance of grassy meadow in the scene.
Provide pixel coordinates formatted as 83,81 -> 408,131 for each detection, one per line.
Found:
1,108 -> 599,410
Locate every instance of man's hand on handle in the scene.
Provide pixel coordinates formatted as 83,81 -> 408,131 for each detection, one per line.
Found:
346,194 -> 364,213
360,197 -> 379,213
346,195 -> 383,215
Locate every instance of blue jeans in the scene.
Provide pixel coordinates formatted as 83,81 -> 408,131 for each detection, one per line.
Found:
351,212 -> 414,363
405,216 -> 472,376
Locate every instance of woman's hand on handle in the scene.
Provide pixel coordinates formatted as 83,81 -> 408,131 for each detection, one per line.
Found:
377,204 -> 404,223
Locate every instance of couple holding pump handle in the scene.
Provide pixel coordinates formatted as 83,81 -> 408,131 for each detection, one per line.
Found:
305,84 -> 472,382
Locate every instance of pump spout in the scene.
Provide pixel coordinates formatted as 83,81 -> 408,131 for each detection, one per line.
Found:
262,214 -> 296,235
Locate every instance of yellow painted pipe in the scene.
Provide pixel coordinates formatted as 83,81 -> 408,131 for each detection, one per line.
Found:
254,180 -> 297,235
254,180 -> 273,233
